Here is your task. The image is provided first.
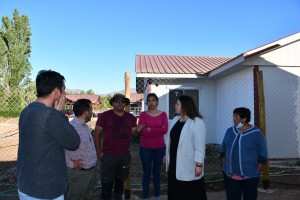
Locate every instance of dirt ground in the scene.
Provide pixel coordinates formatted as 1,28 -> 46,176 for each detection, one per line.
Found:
1,182 -> 300,200
89,179 -> 300,200
90,176 -> 300,200
0,118 -> 19,162
0,118 -> 97,162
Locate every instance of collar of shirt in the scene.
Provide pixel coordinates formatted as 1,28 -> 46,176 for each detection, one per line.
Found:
73,117 -> 86,126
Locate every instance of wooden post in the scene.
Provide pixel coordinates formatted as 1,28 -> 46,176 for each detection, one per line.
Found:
124,72 -> 131,197
253,66 -> 260,128
125,72 -> 130,112
257,70 -> 270,189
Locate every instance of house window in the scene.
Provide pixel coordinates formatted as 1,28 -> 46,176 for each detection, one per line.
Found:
169,89 -> 199,119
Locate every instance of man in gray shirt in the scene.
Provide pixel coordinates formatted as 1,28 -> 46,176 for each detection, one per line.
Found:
17,70 -> 80,200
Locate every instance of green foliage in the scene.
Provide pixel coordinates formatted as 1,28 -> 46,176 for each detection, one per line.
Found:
0,86 -> 7,108
0,110 -> 21,118
66,88 -> 95,95
0,10 -> 37,118
100,95 -> 112,109
0,9 -> 32,89
86,89 -> 94,95
0,82 -> 36,117
23,81 -> 36,104
7,87 -> 23,111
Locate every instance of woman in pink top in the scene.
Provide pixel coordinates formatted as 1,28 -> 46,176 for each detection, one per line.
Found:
137,93 -> 168,200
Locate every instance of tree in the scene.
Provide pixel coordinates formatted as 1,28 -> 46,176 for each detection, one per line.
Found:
66,88 -> 95,95
100,95 -> 112,109
0,9 -> 32,117
0,9 -> 31,90
23,81 -> 36,104
86,89 -> 94,95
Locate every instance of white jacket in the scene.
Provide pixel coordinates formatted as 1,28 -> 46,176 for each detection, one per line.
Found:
165,115 -> 206,181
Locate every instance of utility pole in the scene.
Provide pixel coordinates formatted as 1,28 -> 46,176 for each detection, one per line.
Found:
125,72 -> 130,112
256,68 -> 270,189
124,72 -> 131,199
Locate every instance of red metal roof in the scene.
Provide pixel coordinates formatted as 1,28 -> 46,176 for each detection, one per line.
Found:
66,95 -> 100,105
135,55 -> 233,74
130,92 -> 144,102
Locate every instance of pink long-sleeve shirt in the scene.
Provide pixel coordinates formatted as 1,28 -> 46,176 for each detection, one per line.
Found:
138,111 -> 168,148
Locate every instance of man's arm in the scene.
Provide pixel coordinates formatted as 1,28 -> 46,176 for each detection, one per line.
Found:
131,115 -> 139,137
94,126 -> 104,160
48,110 -> 80,150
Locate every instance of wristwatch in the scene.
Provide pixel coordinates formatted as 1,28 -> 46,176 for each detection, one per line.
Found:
196,163 -> 203,167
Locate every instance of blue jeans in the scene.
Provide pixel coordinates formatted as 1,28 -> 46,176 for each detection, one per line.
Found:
223,172 -> 259,200
18,190 -> 64,200
139,146 -> 165,199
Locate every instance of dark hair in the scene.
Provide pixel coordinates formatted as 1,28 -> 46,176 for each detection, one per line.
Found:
146,93 -> 158,104
73,99 -> 92,117
36,70 -> 65,97
233,107 -> 251,123
178,95 -> 203,119
109,93 -> 130,106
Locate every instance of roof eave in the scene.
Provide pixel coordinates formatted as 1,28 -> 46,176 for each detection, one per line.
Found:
208,55 -> 245,78
243,44 -> 281,59
136,73 -> 207,78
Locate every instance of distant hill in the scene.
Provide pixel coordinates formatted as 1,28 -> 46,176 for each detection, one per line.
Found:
101,88 -> 137,96
66,88 -> 138,96
66,88 -> 86,94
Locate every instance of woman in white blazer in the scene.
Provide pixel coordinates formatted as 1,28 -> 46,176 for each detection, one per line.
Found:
164,95 -> 207,200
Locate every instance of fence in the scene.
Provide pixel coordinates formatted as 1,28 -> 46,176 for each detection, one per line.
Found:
1,74 -> 300,196
135,76 -> 300,186
130,106 -> 142,117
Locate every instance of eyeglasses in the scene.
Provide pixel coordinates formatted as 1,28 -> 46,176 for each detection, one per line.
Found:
114,100 -> 126,104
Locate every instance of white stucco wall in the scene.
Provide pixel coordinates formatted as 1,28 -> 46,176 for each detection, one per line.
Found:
215,68 -> 255,144
141,66 -> 300,159
261,66 -> 300,158
148,79 -> 218,144
215,66 -> 300,158
243,40 -> 300,67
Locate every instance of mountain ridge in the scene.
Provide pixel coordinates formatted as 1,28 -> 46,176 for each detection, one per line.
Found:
66,88 -> 137,96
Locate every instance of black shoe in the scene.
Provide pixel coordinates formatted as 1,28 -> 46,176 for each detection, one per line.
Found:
124,189 -> 131,200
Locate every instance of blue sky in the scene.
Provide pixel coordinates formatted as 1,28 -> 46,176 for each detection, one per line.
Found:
1,0 -> 300,94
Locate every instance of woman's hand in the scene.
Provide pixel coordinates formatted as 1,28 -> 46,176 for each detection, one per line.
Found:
163,155 -> 166,165
137,125 -> 145,132
195,166 -> 202,177
137,125 -> 151,132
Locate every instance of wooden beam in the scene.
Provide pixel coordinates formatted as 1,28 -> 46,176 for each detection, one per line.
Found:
125,72 -> 131,112
124,72 -> 131,192
257,70 -> 270,189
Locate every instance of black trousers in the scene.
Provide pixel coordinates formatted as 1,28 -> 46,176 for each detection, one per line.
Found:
223,172 -> 259,200
167,176 -> 207,200
101,152 -> 131,200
